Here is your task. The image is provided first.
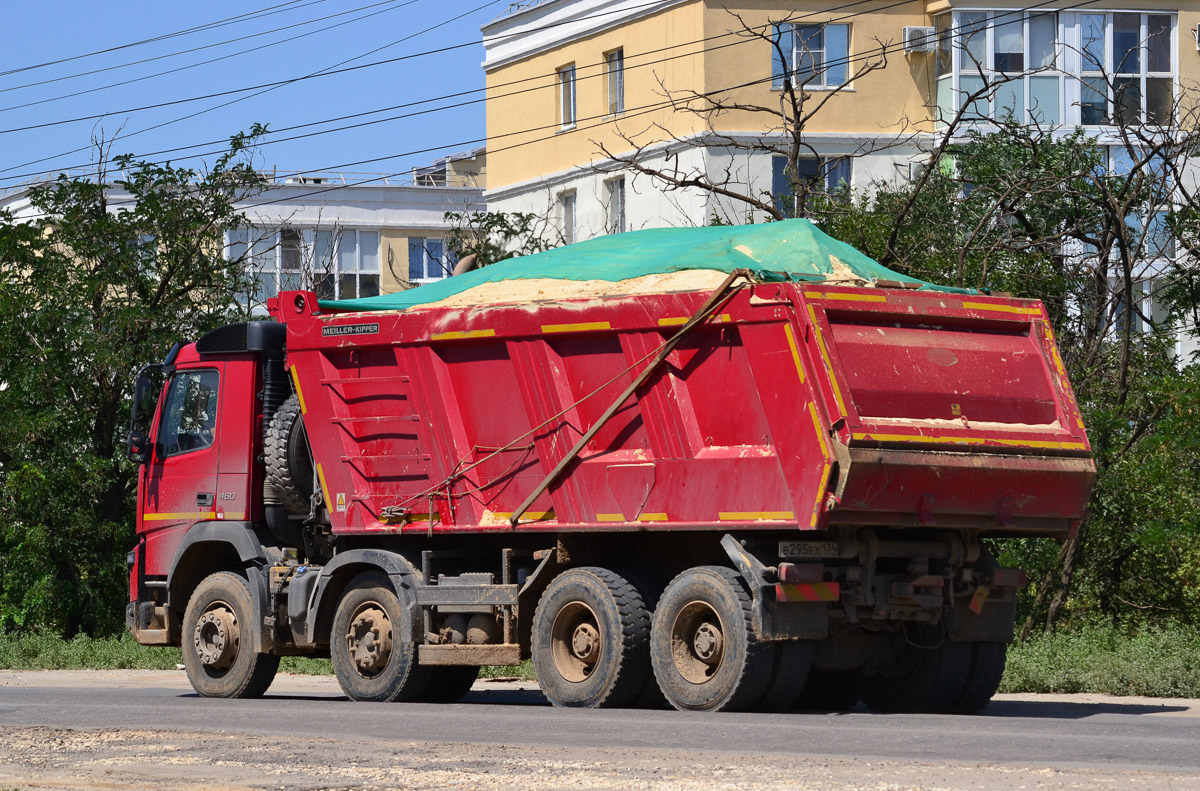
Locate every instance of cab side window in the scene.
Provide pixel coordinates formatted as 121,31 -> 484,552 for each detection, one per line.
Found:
159,370 -> 219,457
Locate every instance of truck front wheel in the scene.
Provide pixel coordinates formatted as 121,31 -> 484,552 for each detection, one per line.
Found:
531,567 -> 652,708
650,566 -> 773,712
331,572 -> 430,702
181,572 -> 279,698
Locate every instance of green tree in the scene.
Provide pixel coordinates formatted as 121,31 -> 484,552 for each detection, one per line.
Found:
0,129 -> 266,636
443,210 -> 558,268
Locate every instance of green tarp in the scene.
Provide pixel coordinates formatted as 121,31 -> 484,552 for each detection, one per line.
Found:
323,219 -> 972,312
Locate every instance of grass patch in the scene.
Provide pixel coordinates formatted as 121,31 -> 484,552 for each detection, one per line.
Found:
1001,623 -> 1200,698
9,624 -> 1195,698
0,629 -> 181,671
0,629 -> 533,680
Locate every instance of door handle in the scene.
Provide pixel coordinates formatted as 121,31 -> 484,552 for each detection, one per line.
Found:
197,492 -> 215,507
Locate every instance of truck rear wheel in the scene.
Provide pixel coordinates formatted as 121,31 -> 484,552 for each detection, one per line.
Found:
265,393 -> 314,515
650,566 -> 773,712
755,640 -> 814,712
531,567 -> 652,708
331,572 -> 430,702
181,571 -> 279,699
951,641 -> 1007,714
861,629 -> 971,714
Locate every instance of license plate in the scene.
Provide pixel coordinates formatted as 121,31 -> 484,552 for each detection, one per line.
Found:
778,540 -> 840,559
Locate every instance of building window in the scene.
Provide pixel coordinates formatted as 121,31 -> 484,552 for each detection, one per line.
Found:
605,177 -> 625,234
558,64 -> 577,129
935,11 -> 1175,127
408,237 -> 453,281
606,49 -> 625,115
1081,13 -> 1174,126
936,11 -> 1060,124
560,191 -> 576,245
229,227 -> 380,307
772,23 -> 849,89
772,155 -> 851,214
337,230 -> 380,299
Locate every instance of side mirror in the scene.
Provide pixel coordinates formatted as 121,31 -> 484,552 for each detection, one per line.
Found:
128,365 -> 159,464
128,427 -> 150,464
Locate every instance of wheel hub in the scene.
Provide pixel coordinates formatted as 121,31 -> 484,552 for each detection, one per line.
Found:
550,601 -> 602,683
670,601 -> 727,684
194,605 -> 239,671
347,606 -> 393,677
570,623 -> 601,664
693,622 -> 723,664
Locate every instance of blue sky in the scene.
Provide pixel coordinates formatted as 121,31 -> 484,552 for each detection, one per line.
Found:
0,1 -> 503,189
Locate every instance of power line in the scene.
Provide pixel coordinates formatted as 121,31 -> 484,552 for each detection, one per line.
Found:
0,0 -> 329,80
230,0 -> 1109,209
0,0 -> 403,103
12,0 -> 1100,221
4,0 -> 1099,196
0,0 -> 912,176
0,0 -> 668,176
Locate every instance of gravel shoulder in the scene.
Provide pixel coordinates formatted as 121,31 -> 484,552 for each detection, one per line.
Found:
1,670 -> 1198,791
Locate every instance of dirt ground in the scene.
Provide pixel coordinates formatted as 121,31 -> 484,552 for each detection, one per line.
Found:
2,671 -> 1199,791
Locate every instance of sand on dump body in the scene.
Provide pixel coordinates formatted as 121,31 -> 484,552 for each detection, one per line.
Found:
407,255 -> 874,311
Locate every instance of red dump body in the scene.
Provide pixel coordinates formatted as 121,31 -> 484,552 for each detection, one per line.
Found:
273,281 -> 1093,541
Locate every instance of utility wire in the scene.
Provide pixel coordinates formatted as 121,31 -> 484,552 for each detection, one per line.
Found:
12,0 -> 1100,220
0,0 -> 1084,185
0,0 -> 667,141
0,0 -> 667,176
0,0 -> 404,102
0,0 -> 329,79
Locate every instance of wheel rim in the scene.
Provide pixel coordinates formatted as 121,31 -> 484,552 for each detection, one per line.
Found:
550,601 -> 603,683
345,603 -> 394,678
193,600 -> 240,673
670,600 -> 726,684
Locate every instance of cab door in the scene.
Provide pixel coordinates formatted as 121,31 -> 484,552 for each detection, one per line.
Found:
140,365 -> 222,576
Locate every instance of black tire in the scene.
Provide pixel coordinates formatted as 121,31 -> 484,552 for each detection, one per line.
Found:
650,566 -> 774,712
756,640 -> 814,712
181,571 -> 279,699
265,393 -> 314,515
861,629 -> 972,714
616,568 -> 668,709
331,571 -> 430,702
531,567 -> 652,708
418,666 -> 480,703
951,642 -> 1007,714
794,669 -> 861,712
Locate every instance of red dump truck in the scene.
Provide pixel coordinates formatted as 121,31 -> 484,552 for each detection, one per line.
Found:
125,222 -> 1093,713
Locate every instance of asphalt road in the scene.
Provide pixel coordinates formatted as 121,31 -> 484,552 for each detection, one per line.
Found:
2,670 -> 1199,790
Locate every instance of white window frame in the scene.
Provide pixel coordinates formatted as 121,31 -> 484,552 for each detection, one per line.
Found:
408,236 -> 452,282
333,229 -> 380,300
936,10 -> 1064,125
558,64 -> 577,129
605,177 -> 626,235
559,190 -> 576,245
1079,11 -> 1176,127
935,10 -> 1177,128
773,22 -> 851,90
228,226 -> 381,308
606,48 -> 625,115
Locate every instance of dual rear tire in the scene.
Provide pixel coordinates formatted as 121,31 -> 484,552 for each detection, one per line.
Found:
532,565 -> 813,712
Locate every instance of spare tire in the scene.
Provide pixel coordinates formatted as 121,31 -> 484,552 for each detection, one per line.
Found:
265,393 -> 314,515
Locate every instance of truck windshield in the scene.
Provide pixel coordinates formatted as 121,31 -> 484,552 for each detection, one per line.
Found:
159,369 -> 219,457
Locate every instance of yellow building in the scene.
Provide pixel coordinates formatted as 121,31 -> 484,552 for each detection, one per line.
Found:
481,0 -> 1199,238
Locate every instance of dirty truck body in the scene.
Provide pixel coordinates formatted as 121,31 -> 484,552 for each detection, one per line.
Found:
126,277 -> 1093,712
